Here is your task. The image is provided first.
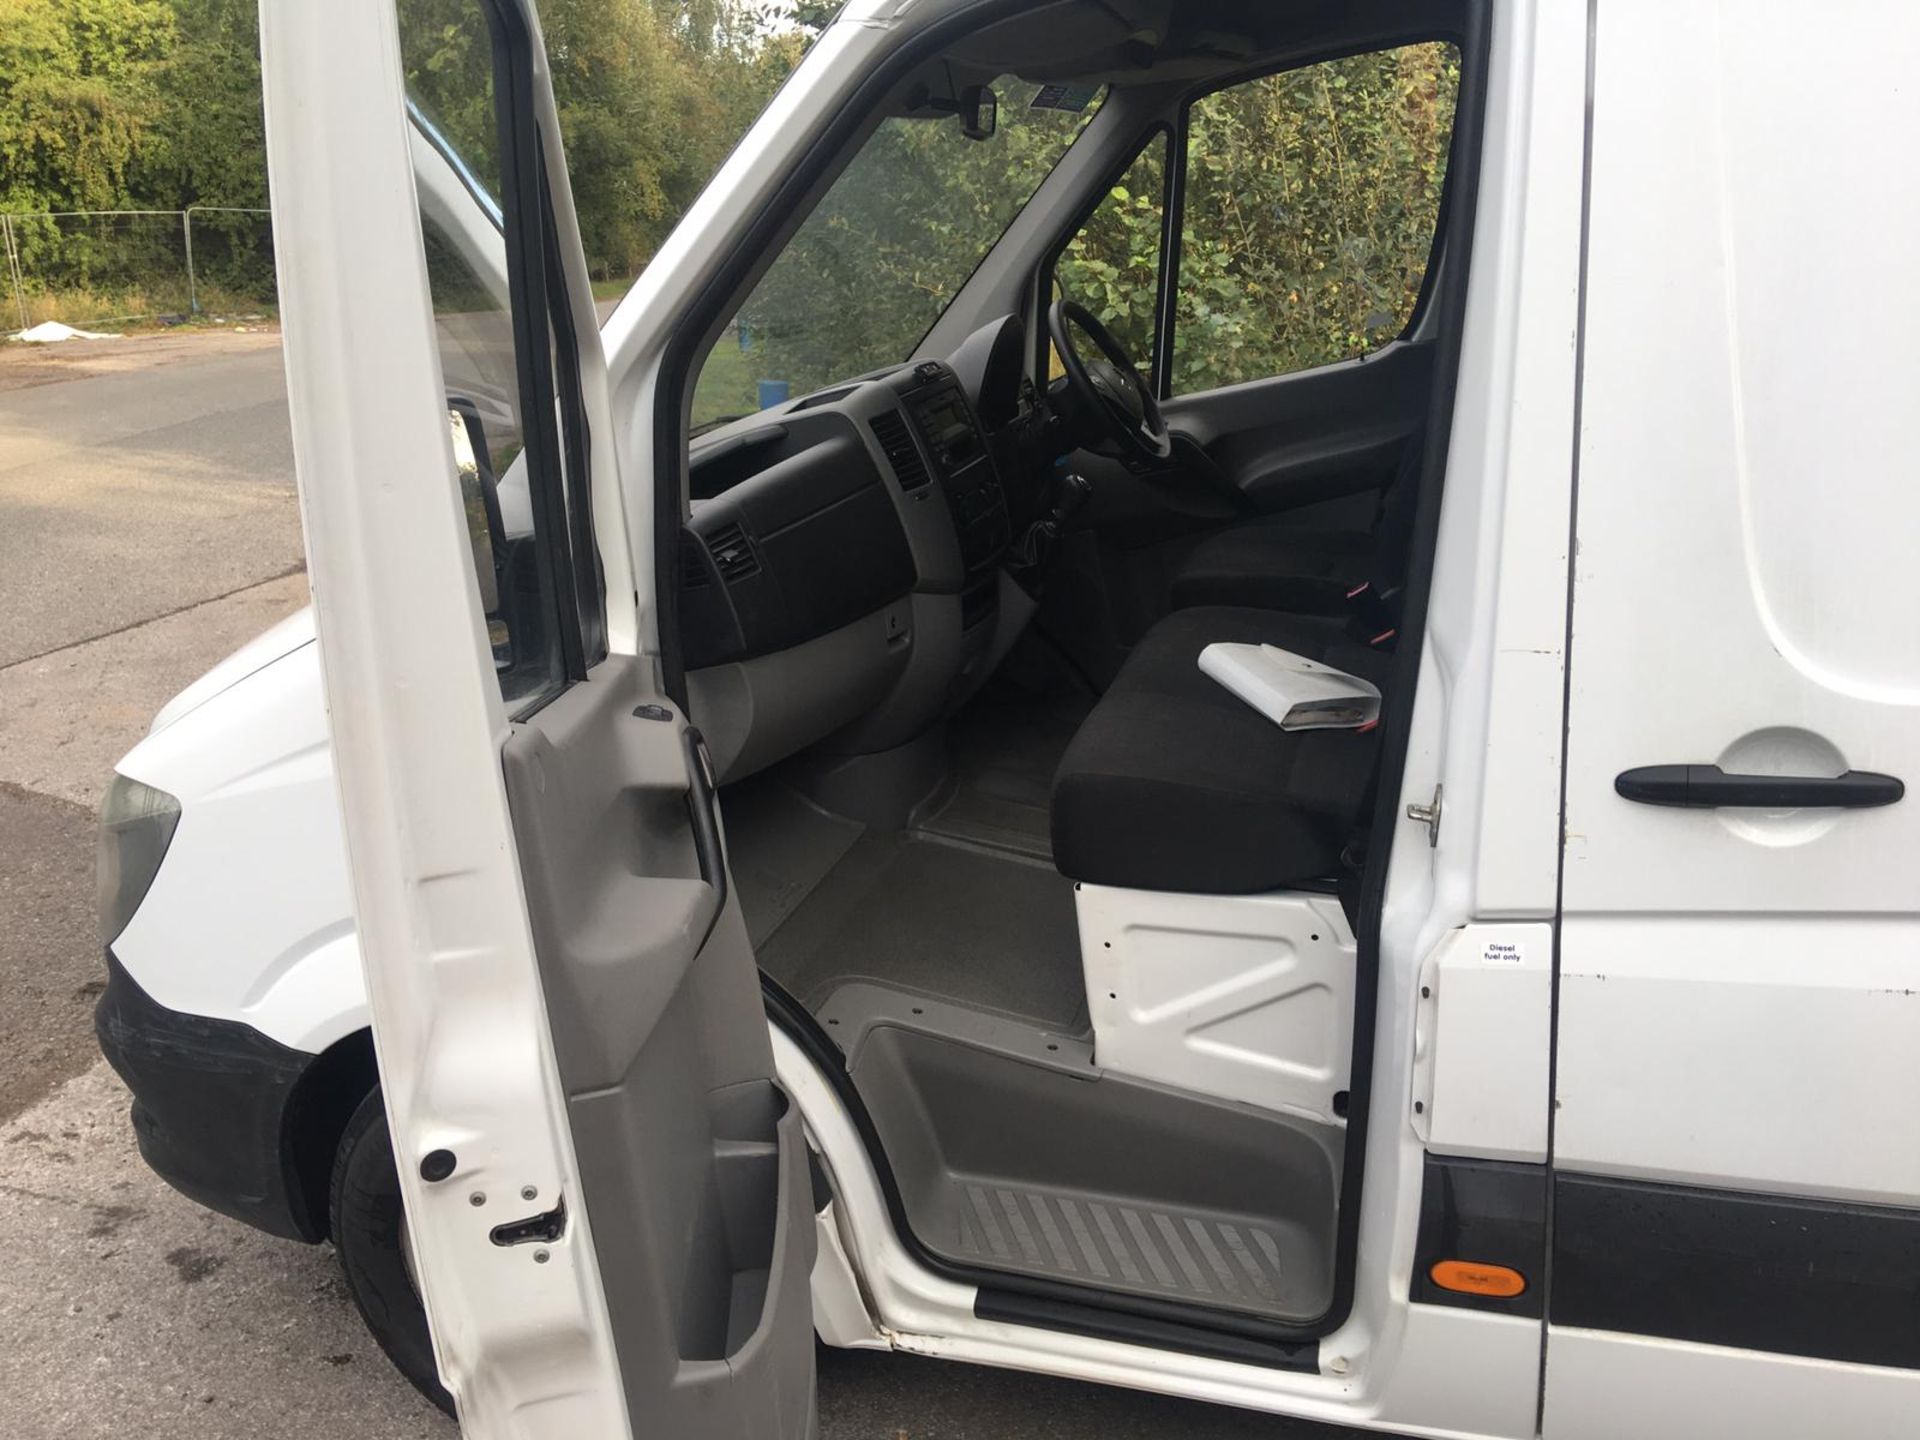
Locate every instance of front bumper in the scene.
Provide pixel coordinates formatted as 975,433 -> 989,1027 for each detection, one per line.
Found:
95,951 -> 324,1242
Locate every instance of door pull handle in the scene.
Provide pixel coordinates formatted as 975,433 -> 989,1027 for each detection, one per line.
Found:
681,726 -> 728,947
1615,764 -> 1904,809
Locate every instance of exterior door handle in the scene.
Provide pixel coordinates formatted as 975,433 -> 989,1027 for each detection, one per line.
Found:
1616,764 -> 1904,809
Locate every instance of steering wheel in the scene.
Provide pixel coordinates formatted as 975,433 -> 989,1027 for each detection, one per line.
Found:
1048,298 -> 1173,466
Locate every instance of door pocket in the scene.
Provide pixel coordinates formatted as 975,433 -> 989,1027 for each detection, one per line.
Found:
699,1079 -> 795,1360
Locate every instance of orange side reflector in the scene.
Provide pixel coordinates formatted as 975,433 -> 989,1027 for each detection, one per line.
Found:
1429,1260 -> 1527,1298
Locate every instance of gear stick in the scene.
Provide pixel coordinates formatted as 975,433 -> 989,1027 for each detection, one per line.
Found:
1013,469 -> 1091,569
1048,470 -> 1093,527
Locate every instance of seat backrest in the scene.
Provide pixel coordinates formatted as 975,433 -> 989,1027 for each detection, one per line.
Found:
1348,432 -> 1425,638
1371,434 -> 1427,602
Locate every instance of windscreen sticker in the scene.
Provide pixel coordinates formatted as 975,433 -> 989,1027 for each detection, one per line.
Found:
1030,83 -> 1099,113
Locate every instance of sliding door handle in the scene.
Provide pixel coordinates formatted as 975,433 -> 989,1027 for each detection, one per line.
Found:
1616,764 -> 1904,809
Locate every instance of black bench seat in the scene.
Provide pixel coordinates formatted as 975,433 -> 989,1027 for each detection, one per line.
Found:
1050,607 -> 1390,895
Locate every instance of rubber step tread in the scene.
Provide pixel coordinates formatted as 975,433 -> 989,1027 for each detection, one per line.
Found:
950,1179 -> 1316,1320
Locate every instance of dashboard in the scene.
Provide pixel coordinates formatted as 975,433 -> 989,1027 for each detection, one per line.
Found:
680,315 -> 1053,782
895,361 -> 1012,578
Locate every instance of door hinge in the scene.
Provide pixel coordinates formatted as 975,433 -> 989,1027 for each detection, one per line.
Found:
1407,784 -> 1443,846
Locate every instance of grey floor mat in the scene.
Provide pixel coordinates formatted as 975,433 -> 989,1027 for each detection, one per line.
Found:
754,833 -> 1087,1032
723,777 -> 865,948
913,684 -> 1089,862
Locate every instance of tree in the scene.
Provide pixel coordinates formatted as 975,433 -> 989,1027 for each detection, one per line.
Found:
3,0 -> 1457,375
0,0 -> 174,213
396,0 -> 801,280
134,0 -> 266,211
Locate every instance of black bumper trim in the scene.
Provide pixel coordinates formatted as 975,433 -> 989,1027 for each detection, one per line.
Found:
94,950 -> 323,1242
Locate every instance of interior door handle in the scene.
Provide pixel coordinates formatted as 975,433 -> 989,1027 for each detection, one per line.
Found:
1615,764 -> 1904,809
681,726 -> 729,947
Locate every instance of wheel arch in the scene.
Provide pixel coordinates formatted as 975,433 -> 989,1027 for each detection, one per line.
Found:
282,1025 -> 379,1241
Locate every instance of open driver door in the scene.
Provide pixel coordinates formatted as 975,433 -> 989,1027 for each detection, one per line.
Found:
260,0 -> 818,1433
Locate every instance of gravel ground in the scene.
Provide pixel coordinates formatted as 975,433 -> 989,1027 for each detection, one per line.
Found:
0,784 -> 102,1120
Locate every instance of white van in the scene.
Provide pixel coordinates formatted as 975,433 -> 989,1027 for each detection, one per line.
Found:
94,0 -> 1920,1435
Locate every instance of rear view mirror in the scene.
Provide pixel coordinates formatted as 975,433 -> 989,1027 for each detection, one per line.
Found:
960,84 -> 997,142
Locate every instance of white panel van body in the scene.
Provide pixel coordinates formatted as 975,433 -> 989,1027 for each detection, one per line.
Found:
93,1 -> 1919,1435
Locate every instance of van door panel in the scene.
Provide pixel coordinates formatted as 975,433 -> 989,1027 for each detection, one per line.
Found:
262,0 -> 818,1432
503,661 -> 815,1432
1552,0 -> 1920,1403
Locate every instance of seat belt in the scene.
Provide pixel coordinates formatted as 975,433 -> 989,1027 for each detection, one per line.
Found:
1341,433 -> 1426,647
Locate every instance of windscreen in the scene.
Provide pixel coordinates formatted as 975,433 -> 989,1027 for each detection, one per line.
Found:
691,81 -> 1105,428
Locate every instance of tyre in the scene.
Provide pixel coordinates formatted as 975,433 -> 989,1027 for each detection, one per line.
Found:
329,1088 -> 455,1416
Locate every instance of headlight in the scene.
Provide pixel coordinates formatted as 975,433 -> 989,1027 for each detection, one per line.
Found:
97,775 -> 181,947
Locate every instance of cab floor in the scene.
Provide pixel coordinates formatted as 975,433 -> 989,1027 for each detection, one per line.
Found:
726,678 -> 1090,1030
751,829 -> 1086,1033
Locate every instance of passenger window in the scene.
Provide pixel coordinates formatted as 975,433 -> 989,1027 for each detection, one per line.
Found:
1171,42 -> 1460,395
396,1 -> 575,712
1053,133 -> 1170,379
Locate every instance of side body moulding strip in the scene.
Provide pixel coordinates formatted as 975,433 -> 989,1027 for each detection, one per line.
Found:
1552,1173 -> 1920,1369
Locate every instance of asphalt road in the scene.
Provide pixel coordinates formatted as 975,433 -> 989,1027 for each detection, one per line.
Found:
0,329 -> 1356,1438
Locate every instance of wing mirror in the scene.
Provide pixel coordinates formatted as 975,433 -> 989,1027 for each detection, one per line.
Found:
447,398 -> 509,659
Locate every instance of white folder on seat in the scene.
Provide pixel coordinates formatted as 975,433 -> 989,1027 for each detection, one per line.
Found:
1198,641 -> 1381,732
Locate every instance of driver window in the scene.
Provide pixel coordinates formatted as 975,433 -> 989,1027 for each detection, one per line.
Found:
1171,42 -> 1461,394
1051,132 -> 1170,384
397,0 -> 572,712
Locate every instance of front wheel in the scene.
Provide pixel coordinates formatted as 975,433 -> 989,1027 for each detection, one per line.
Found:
329,1089 -> 455,1416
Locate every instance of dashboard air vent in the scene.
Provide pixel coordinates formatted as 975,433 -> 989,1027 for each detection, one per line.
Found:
871,411 -> 932,491
680,531 -> 713,589
705,522 -> 761,583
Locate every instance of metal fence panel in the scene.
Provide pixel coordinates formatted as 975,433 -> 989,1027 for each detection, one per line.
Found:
2,208 -> 275,332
